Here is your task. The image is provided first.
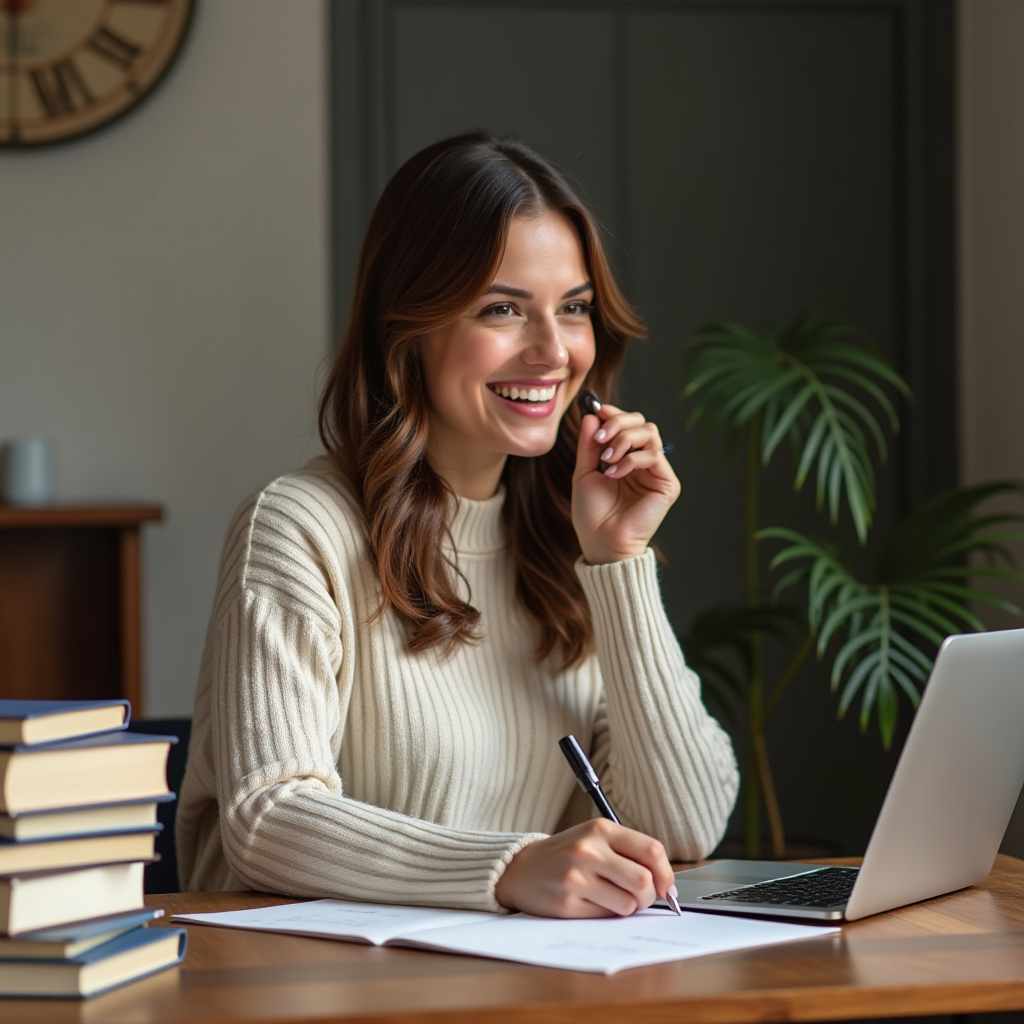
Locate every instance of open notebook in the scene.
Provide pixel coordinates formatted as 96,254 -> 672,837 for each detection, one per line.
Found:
174,898 -> 837,975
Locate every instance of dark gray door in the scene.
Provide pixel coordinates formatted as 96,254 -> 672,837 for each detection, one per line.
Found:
330,0 -> 955,855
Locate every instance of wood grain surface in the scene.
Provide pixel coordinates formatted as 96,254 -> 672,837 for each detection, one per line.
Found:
0,505 -> 162,711
0,506 -> 162,528
5,856 -> 1024,1023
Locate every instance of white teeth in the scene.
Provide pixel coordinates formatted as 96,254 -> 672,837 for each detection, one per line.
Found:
490,384 -> 557,403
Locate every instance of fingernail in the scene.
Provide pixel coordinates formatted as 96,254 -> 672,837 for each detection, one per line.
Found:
668,884 -> 678,898
595,429 -> 606,441
604,464 -> 617,477
601,447 -> 614,461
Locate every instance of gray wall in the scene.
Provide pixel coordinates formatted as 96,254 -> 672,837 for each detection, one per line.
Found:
960,0 -> 1024,585
0,0 -> 330,716
959,0 -> 1024,857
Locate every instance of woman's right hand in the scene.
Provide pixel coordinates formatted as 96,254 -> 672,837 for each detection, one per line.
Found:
494,819 -> 678,918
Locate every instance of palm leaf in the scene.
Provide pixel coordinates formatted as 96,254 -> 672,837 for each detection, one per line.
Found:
760,482 -> 1024,747
682,310 -> 911,543
678,604 -> 800,726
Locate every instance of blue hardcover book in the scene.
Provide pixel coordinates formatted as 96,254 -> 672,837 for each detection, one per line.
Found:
0,732 -> 177,814
0,908 -> 164,960
1,862 -> 146,935
0,925 -> 187,998
0,700 -> 130,749
0,794 -> 176,841
0,824 -> 162,876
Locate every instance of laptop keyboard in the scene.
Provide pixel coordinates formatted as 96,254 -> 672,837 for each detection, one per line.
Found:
701,866 -> 859,908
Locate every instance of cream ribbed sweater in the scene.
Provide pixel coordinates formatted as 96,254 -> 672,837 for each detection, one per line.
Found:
176,457 -> 738,911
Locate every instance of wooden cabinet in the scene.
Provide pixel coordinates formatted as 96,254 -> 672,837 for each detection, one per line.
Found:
0,506 -> 162,714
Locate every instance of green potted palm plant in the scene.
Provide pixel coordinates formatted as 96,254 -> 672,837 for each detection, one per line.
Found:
678,311 -> 1024,858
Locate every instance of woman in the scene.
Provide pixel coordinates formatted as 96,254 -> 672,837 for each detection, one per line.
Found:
177,133 -> 738,918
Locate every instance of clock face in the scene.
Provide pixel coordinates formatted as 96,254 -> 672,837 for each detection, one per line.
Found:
0,0 -> 194,147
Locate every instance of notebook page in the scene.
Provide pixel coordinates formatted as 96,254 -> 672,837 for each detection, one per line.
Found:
398,908 -> 840,974
174,899 -> 494,946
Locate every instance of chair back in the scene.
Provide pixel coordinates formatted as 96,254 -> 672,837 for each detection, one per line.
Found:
126,717 -> 192,894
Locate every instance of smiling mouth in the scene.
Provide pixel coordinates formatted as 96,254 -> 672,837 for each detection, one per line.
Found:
487,384 -> 558,404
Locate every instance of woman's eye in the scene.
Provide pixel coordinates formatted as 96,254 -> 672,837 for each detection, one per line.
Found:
561,301 -> 594,317
481,302 -> 517,318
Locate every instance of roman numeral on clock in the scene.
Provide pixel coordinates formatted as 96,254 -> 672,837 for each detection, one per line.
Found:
88,27 -> 143,71
30,60 -> 94,118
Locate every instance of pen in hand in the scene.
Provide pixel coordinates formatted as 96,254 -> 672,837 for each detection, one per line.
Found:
577,389 -> 674,456
558,734 -> 682,915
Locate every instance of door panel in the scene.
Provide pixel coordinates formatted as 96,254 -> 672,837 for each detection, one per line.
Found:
330,0 -> 955,855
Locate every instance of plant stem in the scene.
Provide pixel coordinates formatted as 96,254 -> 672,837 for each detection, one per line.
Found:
753,731 -> 786,858
744,733 -> 760,858
762,633 -> 814,726
745,420 -> 762,858
746,422 -> 760,610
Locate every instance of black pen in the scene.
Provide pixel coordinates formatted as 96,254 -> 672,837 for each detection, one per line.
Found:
558,734 -> 682,915
576,389 -> 674,456
578,387 -> 603,418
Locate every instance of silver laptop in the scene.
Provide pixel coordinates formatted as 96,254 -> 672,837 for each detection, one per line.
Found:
672,628 -> 1024,921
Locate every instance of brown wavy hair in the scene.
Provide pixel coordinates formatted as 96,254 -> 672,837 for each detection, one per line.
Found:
318,133 -> 645,668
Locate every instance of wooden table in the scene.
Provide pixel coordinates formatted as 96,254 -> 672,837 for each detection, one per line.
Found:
0,504 -> 162,713
8,856 -> 1024,1023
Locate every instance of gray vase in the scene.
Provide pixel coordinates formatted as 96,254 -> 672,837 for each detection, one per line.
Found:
1,437 -> 56,506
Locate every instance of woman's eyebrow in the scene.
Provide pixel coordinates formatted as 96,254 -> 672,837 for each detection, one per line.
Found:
484,284 -> 532,298
562,282 -> 594,299
483,281 -> 594,300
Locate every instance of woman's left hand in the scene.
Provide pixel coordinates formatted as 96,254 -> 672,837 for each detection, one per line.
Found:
571,403 -> 681,565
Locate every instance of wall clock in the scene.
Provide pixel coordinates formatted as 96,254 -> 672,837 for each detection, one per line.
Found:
0,0 -> 194,147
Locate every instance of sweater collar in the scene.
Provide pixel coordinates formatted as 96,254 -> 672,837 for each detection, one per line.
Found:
448,485 -> 507,554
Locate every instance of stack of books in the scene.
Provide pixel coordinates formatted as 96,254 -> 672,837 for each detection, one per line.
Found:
0,699 -> 186,999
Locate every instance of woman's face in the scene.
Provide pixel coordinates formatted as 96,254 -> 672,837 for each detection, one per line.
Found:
419,210 -> 596,498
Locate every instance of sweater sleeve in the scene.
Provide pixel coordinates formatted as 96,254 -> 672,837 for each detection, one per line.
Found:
210,592 -> 544,913
575,549 -> 739,861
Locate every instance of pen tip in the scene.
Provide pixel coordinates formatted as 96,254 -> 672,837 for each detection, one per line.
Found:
667,891 -> 682,916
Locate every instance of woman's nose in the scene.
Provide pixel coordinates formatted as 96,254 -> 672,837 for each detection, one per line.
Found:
522,315 -> 568,367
